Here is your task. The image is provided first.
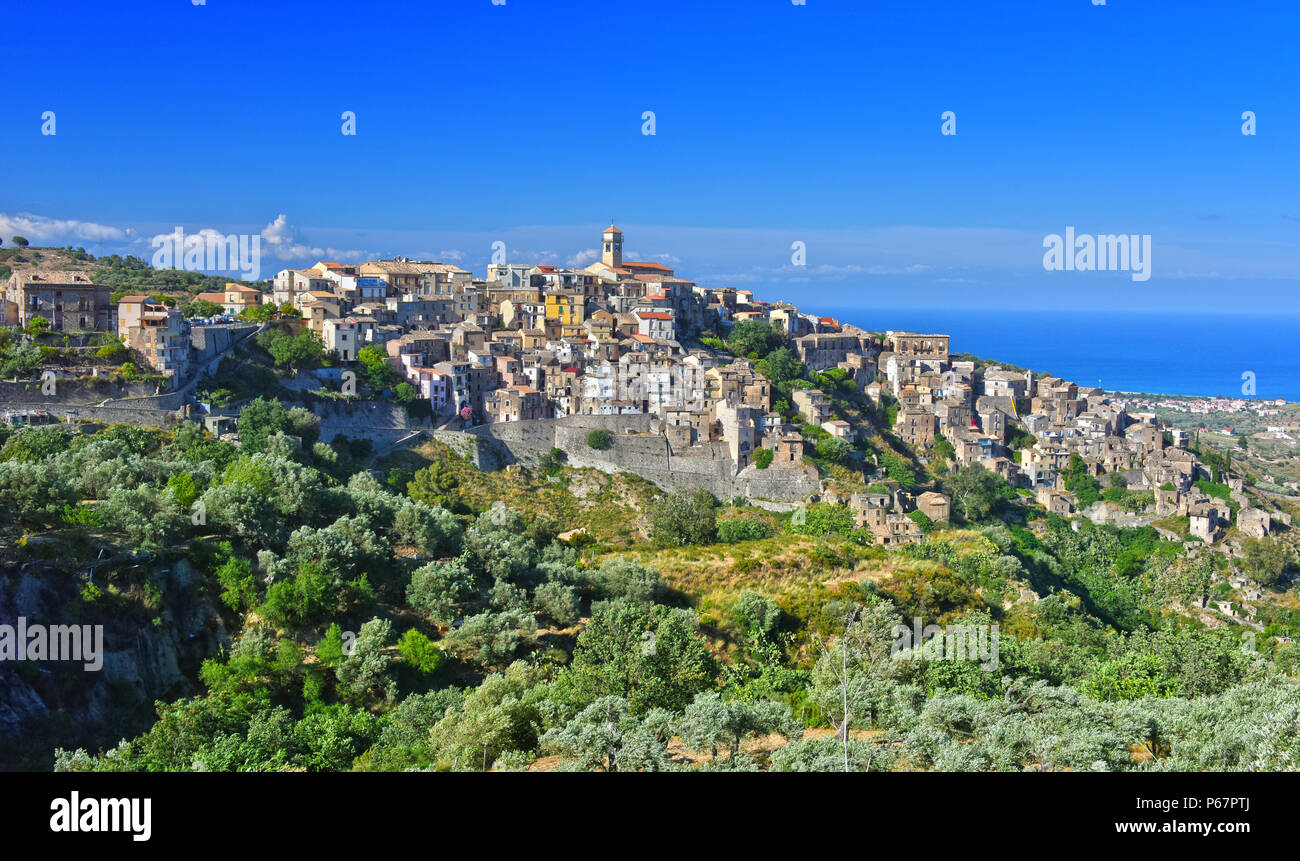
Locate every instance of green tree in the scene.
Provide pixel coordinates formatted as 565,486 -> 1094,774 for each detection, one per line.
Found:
263,329 -> 326,371
95,341 -> 128,363
809,602 -> 906,771
261,560 -> 341,627
648,488 -> 718,545
539,446 -> 567,475
733,590 -> 781,638
562,599 -> 717,713
534,581 -> 581,626
236,397 -> 290,453
428,661 -> 549,769
946,463 -> 1008,522
357,344 -> 397,388
392,500 -> 462,556
1063,453 -> 1102,507
726,320 -> 785,358
444,610 -> 538,668
100,484 -> 187,552
397,628 -> 444,674
541,697 -> 673,772
816,436 -> 851,465
406,560 -> 474,625
407,462 -> 462,511
315,623 -> 348,668
908,509 -> 934,533
1240,536 -> 1287,588
716,515 -> 775,543
336,618 -> 397,706
214,551 -> 258,612
759,346 -> 804,383
593,557 -> 664,603
183,299 -> 223,319
880,450 -> 915,488
676,691 -> 801,761
166,471 -> 200,509
790,502 -> 855,536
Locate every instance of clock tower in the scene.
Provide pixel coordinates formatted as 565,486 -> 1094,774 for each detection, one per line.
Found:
602,223 -> 623,268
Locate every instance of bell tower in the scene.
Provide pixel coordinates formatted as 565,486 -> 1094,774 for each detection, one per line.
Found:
602,223 -> 623,268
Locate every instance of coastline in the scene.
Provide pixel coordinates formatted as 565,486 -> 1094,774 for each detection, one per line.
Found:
821,306 -> 1300,402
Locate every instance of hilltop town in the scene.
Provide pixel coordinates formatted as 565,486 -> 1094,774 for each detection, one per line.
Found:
2,226 -> 1296,560
2,227 -> 1298,774
4,225 -> 1293,557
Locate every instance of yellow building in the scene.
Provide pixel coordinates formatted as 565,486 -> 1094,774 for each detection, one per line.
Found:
544,291 -> 587,338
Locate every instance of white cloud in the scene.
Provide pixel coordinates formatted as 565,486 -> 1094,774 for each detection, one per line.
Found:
567,248 -> 600,266
259,214 -> 372,262
148,226 -> 230,248
0,212 -> 127,243
625,251 -> 681,264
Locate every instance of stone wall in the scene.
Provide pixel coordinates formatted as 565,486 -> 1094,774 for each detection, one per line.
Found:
0,378 -> 165,406
442,414 -> 820,502
300,399 -> 435,450
59,405 -> 186,427
186,323 -> 261,388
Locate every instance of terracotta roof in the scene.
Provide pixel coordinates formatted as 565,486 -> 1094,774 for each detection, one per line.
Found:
603,224 -> 623,234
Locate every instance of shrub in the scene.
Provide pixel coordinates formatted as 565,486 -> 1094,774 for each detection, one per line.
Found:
534,581 -> 581,626
816,436 -> 851,465
716,516 -> 775,543
95,341 -> 127,363
539,447 -> 567,476
586,429 -> 613,450
754,448 -> 774,469
397,629 -> 444,674
732,591 -> 781,637
907,509 -> 934,533
790,503 -> 855,536
649,489 -> 718,546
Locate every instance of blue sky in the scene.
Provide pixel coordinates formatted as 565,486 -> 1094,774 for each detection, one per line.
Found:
4,0 -> 1299,312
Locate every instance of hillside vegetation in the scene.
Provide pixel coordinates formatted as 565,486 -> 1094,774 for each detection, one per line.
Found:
1,410 -> 1296,772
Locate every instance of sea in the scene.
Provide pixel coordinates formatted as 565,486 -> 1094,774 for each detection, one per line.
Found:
820,308 -> 1300,402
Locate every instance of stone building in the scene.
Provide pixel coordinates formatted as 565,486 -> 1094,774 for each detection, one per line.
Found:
887,331 -> 949,364
1237,507 -> 1271,539
485,384 -> 545,423
896,407 -> 935,447
117,296 -> 191,380
791,388 -> 832,425
916,491 -> 951,523
1037,487 -> 1072,516
4,270 -> 112,331
1189,502 -> 1221,543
